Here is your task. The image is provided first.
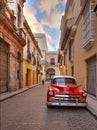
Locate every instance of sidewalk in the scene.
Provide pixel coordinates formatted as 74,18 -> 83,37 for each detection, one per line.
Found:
87,94 -> 97,117
0,84 -> 40,102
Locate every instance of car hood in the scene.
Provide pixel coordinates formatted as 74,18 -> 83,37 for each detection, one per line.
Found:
50,84 -> 81,95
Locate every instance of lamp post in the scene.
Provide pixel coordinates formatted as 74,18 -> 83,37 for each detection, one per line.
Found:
94,4 -> 97,17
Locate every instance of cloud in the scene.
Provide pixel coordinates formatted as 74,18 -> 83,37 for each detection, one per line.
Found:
40,10 -> 62,29
23,4 -> 55,49
38,0 -> 67,29
38,0 -> 59,15
38,0 -> 67,15
59,0 -> 67,4
23,4 -> 44,33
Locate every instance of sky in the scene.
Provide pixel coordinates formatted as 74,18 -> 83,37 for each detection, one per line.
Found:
23,0 -> 67,51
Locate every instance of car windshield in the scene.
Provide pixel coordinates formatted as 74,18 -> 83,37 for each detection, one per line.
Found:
52,78 -> 76,85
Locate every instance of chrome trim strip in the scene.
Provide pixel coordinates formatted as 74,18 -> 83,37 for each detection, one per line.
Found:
54,97 -> 80,101
55,95 -> 81,98
47,102 -> 87,107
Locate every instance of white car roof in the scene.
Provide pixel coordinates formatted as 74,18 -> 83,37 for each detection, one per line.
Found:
52,75 -> 75,79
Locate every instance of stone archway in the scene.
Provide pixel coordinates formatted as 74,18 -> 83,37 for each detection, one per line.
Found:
46,68 -> 55,80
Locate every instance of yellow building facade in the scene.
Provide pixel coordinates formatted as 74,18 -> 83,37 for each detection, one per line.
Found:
23,60 -> 33,86
23,20 -> 42,87
59,0 -> 97,116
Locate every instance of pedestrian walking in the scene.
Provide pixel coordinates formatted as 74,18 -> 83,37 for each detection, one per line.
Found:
42,79 -> 44,85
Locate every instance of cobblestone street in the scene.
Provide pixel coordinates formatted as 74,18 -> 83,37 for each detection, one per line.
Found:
1,83 -> 97,130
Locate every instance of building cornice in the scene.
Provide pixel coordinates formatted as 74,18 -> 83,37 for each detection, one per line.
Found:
19,0 -> 26,7
0,13 -> 26,47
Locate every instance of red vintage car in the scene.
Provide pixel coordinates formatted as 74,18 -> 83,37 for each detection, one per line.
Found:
47,76 -> 87,107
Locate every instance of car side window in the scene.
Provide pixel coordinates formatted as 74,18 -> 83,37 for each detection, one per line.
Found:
65,78 -> 76,84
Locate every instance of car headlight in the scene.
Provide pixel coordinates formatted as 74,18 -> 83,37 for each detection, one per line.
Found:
82,92 -> 87,96
48,91 -> 54,96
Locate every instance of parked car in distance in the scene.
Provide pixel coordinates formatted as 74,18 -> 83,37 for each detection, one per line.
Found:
47,75 -> 87,107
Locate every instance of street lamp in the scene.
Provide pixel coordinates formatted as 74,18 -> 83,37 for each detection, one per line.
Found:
94,4 -> 97,17
60,65 -> 63,69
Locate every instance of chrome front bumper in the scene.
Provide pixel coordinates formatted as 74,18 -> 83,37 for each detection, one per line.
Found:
47,102 -> 87,107
47,94 -> 87,107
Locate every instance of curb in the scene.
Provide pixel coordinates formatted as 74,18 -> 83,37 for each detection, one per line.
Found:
0,84 -> 40,102
86,108 -> 97,120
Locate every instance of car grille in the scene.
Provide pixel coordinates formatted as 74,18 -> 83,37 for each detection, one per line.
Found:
54,94 -> 81,103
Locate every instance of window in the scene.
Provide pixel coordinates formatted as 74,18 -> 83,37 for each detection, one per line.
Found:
27,39 -> 31,60
82,1 -> 94,49
87,56 -> 96,96
17,4 -> 21,28
33,47 -> 35,55
69,41 -> 74,61
71,66 -> 74,76
17,51 -> 21,62
37,54 -> 40,66
17,70 -> 20,80
27,39 -> 30,51
50,58 -> 55,65
32,47 -> 35,57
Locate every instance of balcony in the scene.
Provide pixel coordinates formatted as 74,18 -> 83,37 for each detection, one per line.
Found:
60,17 -> 76,50
83,39 -> 94,49
17,28 -> 26,39
66,18 -> 77,39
